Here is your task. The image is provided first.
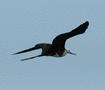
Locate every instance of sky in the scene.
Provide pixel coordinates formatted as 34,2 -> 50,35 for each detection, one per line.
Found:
0,0 -> 105,90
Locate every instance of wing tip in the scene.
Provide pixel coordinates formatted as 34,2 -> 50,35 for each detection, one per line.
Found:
85,21 -> 89,25
11,53 -> 19,55
81,21 -> 89,32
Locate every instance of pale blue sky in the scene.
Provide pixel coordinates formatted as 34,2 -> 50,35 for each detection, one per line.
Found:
0,0 -> 105,90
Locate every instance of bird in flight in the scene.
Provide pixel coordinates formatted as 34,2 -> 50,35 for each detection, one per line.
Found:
13,21 -> 89,61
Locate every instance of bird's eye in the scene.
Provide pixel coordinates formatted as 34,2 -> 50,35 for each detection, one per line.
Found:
35,45 -> 40,48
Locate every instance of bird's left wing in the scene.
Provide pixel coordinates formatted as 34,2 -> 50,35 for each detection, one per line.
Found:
52,21 -> 89,48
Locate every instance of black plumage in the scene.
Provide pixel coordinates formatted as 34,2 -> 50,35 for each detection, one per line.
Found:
13,21 -> 89,61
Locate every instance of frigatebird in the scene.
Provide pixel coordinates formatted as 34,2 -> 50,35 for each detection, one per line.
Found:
13,21 -> 89,61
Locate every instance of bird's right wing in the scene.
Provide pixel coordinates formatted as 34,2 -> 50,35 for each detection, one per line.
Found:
12,46 -> 40,55
52,21 -> 89,48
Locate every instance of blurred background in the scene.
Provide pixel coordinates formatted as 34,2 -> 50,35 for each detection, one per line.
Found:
0,0 -> 105,90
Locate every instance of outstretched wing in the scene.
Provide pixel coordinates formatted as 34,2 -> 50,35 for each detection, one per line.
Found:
12,45 -> 40,55
12,43 -> 52,55
52,21 -> 89,49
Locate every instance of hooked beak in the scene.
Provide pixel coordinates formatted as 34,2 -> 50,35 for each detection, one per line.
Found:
69,51 -> 77,55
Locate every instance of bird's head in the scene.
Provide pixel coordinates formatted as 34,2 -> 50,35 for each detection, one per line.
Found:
34,44 -> 40,49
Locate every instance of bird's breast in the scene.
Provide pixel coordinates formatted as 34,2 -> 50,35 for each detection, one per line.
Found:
53,50 -> 67,57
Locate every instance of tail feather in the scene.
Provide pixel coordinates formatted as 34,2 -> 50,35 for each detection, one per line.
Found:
21,54 -> 43,61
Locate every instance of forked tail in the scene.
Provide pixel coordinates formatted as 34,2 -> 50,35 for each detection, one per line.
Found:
21,54 -> 44,61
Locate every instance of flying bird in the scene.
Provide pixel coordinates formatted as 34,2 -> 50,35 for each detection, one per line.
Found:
13,21 -> 89,61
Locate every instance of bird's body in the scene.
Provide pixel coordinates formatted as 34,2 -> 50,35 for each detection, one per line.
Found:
27,43 -> 67,57
13,21 -> 89,61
